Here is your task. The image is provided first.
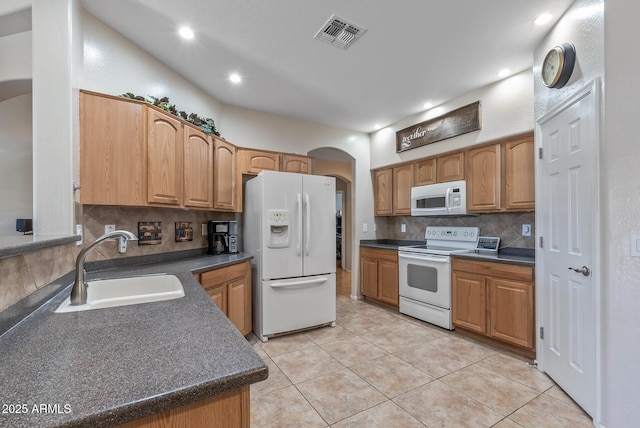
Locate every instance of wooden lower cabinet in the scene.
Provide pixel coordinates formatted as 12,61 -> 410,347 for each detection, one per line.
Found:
118,385 -> 249,428
360,247 -> 398,306
199,261 -> 252,336
452,258 -> 535,352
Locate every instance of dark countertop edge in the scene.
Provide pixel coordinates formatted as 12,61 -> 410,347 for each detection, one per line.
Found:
0,252 -> 264,428
453,249 -> 535,266
360,239 -> 424,250
0,235 -> 81,259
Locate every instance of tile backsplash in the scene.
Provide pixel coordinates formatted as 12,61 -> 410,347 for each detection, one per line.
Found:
82,205 -> 239,261
384,212 -> 535,248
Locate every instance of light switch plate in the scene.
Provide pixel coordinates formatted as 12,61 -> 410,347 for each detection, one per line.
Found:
76,224 -> 83,245
631,234 -> 640,257
401,224 -> 406,233
362,223 -> 368,233
522,224 -> 532,237
202,224 -> 207,236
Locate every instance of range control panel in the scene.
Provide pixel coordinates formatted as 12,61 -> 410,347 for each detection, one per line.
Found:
425,226 -> 479,242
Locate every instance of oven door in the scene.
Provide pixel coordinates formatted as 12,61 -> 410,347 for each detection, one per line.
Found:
398,251 -> 451,309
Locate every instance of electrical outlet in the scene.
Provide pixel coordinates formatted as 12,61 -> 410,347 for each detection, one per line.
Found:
522,224 -> 532,237
76,224 -> 83,245
202,224 -> 207,236
401,223 -> 406,233
105,224 -> 116,234
362,223 -> 368,233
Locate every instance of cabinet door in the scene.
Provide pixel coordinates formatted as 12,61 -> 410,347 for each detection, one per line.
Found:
80,92 -> 146,206
282,154 -> 311,174
505,137 -> 535,211
228,276 -> 251,335
205,283 -> 228,315
392,164 -> 413,215
373,169 -> 393,215
467,144 -> 501,212
378,258 -> 399,305
147,108 -> 183,205
436,152 -> 465,182
414,158 -> 437,185
488,278 -> 534,349
360,256 -> 379,298
452,271 -> 486,333
242,149 -> 280,174
213,138 -> 237,211
183,126 -> 213,208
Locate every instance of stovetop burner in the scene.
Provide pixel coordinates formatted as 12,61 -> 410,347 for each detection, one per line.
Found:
398,226 -> 480,256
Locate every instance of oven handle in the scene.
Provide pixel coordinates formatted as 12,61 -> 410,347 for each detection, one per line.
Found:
398,253 -> 450,264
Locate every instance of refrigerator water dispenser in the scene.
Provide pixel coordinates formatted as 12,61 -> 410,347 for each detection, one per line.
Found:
267,209 -> 290,248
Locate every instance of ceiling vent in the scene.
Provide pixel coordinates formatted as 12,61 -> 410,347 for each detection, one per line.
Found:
314,14 -> 367,50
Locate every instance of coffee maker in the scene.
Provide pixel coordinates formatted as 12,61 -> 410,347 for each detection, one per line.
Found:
207,221 -> 238,255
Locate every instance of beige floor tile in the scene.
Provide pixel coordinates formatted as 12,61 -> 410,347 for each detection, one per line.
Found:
394,340 -> 477,378
332,400 -> 424,428
259,331 -> 316,357
440,364 -> 540,415
394,381 -> 503,428
338,311 -> 401,335
272,345 -> 345,384
250,385 -> 327,428
493,418 -> 525,428
545,384 -> 577,405
433,335 -> 498,361
509,394 -> 593,428
477,352 -> 554,392
350,354 -> 434,398
250,358 -> 292,396
297,369 -> 387,425
360,322 -> 443,353
305,324 -> 355,345
320,336 -> 388,367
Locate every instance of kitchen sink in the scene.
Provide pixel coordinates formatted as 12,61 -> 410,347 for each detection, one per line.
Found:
55,274 -> 185,313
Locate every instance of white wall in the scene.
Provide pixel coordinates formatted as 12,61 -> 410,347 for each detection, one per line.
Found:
0,31 -> 31,82
603,0 -> 640,426
0,94 -> 32,235
369,68 -> 534,170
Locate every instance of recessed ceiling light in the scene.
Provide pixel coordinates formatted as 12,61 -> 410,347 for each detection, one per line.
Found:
179,27 -> 194,40
534,13 -> 553,26
423,102 -> 433,110
497,68 -> 511,78
229,73 -> 242,84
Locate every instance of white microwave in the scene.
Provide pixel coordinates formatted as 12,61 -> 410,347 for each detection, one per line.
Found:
411,180 -> 467,216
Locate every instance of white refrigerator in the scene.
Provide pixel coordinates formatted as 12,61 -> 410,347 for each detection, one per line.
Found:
244,171 -> 336,342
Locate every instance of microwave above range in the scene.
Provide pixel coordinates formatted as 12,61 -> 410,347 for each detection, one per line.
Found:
411,180 -> 467,216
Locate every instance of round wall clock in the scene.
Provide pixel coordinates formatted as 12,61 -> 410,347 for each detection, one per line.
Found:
541,43 -> 576,89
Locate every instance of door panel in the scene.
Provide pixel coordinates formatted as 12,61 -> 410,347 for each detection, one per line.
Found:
538,85 -> 597,416
302,174 -> 336,276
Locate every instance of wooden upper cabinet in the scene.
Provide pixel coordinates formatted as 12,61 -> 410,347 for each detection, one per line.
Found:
213,138 -> 237,211
436,151 -> 465,182
239,149 -> 281,174
281,154 -> 312,174
392,164 -> 413,215
505,136 -> 535,211
183,125 -> 213,208
147,107 -> 183,205
467,144 -> 501,212
374,168 -> 393,216
414,158 -> 437,186
80,91 -> 146,206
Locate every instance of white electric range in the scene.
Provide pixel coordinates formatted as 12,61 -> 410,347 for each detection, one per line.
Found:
398,226 -> 479,330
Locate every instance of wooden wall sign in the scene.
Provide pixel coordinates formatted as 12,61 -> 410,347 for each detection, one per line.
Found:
396,101 -> 481,153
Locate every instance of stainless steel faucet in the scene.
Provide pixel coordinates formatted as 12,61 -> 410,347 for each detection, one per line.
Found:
70,230 -> 138,306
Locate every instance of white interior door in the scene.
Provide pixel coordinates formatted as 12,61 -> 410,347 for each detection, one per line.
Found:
302,175 -> 336,276
537,82 -> 598,417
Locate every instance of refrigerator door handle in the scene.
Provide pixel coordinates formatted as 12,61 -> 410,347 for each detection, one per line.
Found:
305,193 -> 311,256
270,277 -> 328,288
296,193 -> 302,256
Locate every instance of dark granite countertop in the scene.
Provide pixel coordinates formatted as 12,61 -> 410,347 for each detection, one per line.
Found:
0,253 -> 268,428
453,248 -> 535,266
0,234 -> 81,260
360,239 -> 424,250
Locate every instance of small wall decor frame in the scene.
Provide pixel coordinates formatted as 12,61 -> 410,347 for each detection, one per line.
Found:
175,222 -> 193,242
138,221 -> 162,246
396,101 -> 481,153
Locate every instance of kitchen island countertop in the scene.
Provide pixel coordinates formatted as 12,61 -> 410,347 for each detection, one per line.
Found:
0,253 -> 267,428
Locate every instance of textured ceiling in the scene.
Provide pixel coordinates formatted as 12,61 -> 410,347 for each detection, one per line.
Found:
81,0 -> 575,133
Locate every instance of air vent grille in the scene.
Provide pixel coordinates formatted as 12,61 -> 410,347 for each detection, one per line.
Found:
314,14 -> 367,50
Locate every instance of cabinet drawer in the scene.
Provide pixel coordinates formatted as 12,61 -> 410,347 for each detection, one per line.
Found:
201,262 -> 250,289
360,247 -> 398,262
452,258 -> 533,282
